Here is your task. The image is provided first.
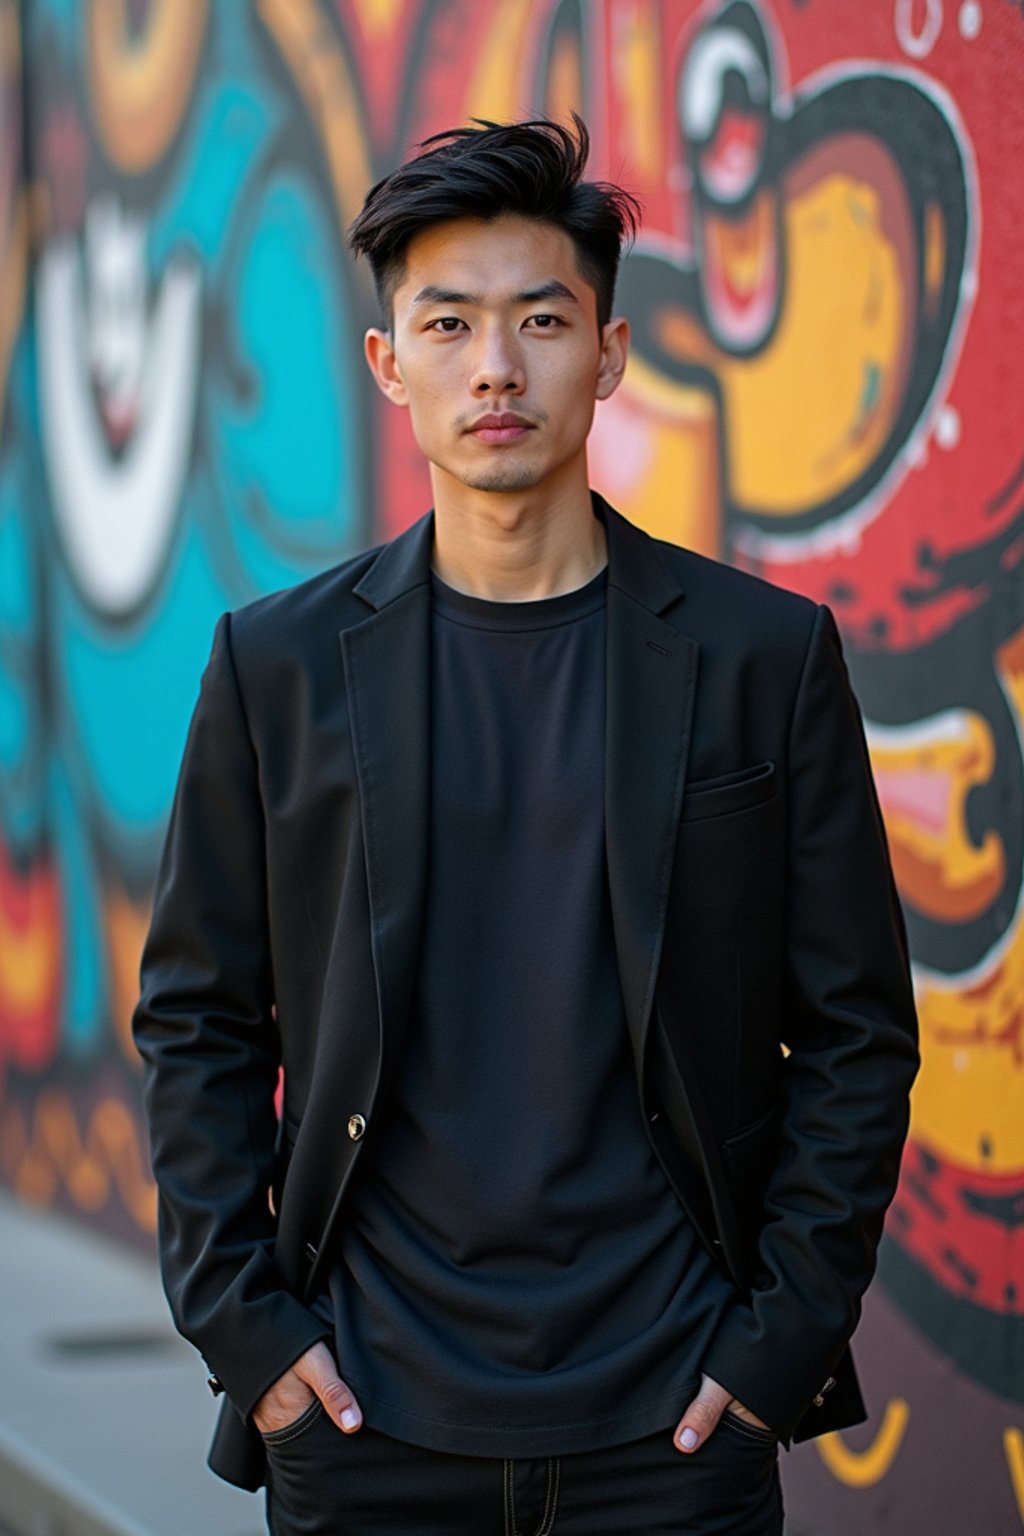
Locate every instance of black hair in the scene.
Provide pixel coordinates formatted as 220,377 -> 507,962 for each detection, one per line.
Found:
347,114 -> 640,328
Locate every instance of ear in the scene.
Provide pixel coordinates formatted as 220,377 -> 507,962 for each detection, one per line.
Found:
595,316 -> 630,402
364,328 -> 408,406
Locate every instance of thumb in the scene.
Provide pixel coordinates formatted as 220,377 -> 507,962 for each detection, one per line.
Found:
673,1372 -> 730,1454
295,1341 -> 363,1433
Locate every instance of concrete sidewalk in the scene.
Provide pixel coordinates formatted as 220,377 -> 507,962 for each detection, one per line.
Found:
0,1191 -> 262,1536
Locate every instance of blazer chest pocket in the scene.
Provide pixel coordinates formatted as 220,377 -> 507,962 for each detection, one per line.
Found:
681,760 -> 776,824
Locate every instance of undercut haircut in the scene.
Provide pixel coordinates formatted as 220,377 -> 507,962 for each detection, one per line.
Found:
347,114 -> 640,329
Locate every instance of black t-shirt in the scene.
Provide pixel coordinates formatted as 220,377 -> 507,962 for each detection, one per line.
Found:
314,561 -> 734,1456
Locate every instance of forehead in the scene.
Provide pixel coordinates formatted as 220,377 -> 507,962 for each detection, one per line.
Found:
393,215 -> 595,312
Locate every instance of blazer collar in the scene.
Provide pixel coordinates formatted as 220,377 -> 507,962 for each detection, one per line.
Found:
351,491 -> 684,618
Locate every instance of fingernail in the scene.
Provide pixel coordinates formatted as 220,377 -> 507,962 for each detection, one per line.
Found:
341,1408 -> 359,1430
679,1427 -> 699,1450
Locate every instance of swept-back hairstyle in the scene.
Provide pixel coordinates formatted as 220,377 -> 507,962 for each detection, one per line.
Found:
347,114 -> 640,328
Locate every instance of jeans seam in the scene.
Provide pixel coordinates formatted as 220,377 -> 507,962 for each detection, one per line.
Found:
721,1410 -> 778,1445
503,1459 -> 519,1536
260,1398 -> 324,1447
536,1458 -> 560,1536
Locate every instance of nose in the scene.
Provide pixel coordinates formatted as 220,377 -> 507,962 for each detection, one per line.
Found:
469,324 -> 525,396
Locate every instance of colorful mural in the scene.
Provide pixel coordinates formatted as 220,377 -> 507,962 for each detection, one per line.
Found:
0,1 -> 1020,1530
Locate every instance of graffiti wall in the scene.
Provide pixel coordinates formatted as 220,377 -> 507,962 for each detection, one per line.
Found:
0,1 -> 1020,1529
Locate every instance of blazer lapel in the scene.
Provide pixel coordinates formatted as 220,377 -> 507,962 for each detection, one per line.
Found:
339,510 -> 434,1098
598,496 -> 700,1089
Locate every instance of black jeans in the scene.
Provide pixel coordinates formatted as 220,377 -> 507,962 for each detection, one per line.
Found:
262,1401 -> 783,1535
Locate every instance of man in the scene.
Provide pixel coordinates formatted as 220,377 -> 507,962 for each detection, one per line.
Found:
133,117 -> 918,1535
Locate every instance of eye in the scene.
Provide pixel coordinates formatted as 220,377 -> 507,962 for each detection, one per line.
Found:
524,314 -> 565,329
427,316 -> 466,333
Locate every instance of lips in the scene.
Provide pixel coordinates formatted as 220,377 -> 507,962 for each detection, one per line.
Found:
467,413 -> 535,444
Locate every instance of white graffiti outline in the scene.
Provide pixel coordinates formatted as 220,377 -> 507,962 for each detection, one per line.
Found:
895,0 -> 944,59
36,223 -> 202,620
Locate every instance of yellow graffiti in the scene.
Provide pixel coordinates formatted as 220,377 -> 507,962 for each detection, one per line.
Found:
1,1093 -> 156,1232
598,355 -> 723,556
641,164 -> 909,521
913,942 -> 1024,1171
1004,1428 -> 1024,1523
997,624 -> 1024,745
87,0 -> 209,173
351,0 -> 405,39
616,1 -> 662,184
705,191 -> 777,314
0,6 -> 26,427
868,709 -> 1004,924
924,199 -> 946,315
0,855 -> 59,1019
815,1398 -> 910,1488
463,0 -> 536,125
0,191 -> 26,427
727,170 -> 905,512
103,883 -> 151,1067
259,0 -> 373,236
895,626 -> 1024,1172
543,22 -> 584,125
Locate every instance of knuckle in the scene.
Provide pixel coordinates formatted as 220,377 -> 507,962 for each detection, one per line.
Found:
320,1380 -> 352,1410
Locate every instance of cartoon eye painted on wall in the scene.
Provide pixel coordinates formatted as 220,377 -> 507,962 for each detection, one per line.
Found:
680,23 -> 770,205
616,0 -> 971,555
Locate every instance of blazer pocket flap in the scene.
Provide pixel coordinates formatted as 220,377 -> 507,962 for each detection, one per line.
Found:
682,760 -> 776,823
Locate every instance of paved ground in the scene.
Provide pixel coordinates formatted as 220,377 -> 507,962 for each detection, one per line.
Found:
0,1191 -> 263,1536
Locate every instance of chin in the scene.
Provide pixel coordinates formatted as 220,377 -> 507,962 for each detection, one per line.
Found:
461,469 -> 544,493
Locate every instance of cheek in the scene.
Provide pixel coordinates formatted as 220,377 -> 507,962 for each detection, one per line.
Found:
402,368 -> 456,431
542,347 -> 600,412
556,383 -> 598,438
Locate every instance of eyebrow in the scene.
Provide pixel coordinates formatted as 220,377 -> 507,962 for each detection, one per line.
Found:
409,280 -> 580,308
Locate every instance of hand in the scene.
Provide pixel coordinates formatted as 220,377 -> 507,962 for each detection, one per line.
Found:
252,1341 -> 363,1436
672,1372 -> 771,1453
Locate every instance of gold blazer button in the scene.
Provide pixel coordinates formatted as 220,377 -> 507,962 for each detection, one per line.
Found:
347,1113 -> 367,1140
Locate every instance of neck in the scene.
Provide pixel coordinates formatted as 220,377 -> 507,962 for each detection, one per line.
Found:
429,461 -> 607,602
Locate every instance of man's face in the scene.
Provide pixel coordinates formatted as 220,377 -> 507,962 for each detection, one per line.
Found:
364,215 -> 628,500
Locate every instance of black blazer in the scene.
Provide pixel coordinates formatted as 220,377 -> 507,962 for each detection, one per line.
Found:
133,494 -> 918,1492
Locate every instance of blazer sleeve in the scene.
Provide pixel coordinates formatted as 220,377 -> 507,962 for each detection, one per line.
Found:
701,601 -> 920,1439
132,612 -> 329,1421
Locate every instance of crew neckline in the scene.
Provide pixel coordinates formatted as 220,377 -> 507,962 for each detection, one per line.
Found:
430,563 -> 608,632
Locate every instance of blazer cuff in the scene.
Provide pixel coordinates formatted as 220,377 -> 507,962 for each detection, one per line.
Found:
700,1296 -> 845,1444
202,1292 -> 333,1425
